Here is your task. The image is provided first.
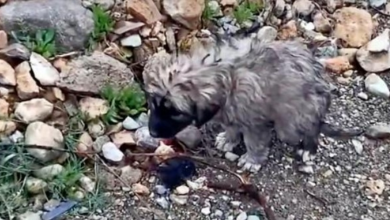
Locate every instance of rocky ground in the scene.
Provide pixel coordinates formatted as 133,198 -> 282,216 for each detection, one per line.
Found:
0,0 -> 390,220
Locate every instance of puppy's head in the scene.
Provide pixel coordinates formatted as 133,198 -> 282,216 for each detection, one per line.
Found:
142,51 -> 229,139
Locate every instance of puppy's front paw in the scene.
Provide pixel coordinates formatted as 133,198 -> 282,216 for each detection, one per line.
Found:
237,153 -> 264,173
215,132 -> 238,152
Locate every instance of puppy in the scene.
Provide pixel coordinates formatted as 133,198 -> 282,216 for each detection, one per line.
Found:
142,35 -> 363,172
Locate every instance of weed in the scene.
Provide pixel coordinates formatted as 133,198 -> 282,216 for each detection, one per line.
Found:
88,4 -> 115,50
233,0 -> 263,25
202,0 -> 219,25
12,29 -> 57,58
100,83 -> 147,125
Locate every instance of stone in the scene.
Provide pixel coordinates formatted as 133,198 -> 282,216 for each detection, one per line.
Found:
256,26 -> 278,43
92,135 -> 110,152
79,97 -> 109,120
163,0 -> 205,30
369,0 -> 386,7
123,116 -> 141,130
0,43 -> 30,60
170,193 -> 188,205
120,165 -> 142,184
25,177 -> 48,194
110,130 -> 136,147
274,0 -> 286,18
0,59 -> 16,86
236,212 -> 248,220
338,48 -> 358,63
14,98 -> 54,123
367,29 -> 390,53
0,120 -> 16,135
154,141 -> 175,163
135,112 -> 149,126
17,211 -> 41,220
76,132 -> 94,156
0,0 -> 94,52
30,52 -> 60,86
325,0 -> 337,13
175,125 -> 202,149
324,56 -> 352,74
278,20 -> 298,40
174,185 -> 190,195
366,179 -> 385,195
364,73 -> 390,98
15,61 -> 40,100
25,122 -> 64,163
33,164 -> 64,180
102,142 -> 124,162
121,34 -> 142,47
0,30 -> 8,49
225,152 -> 240,162
201,207 -> 211,215
82,0 -> 115,10
292,0 -> 314,16
356,30 -> 390,73
79,175 -> 96,193
0,98 -> 9,118
365,123 -> 390,139
351,139 -> 363,154
125,0 -> 163,24
87,120 -> 106,138
134,126 -> 160,148
132,183 -> 150,195
113,20 -> 145,35
333,7 -> 373,48
313,11 -> 332,33
57,51 -> 134,94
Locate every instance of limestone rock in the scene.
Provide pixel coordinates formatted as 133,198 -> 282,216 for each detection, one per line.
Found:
25,122 -> 64,163
79,97 -> 109,120
162,0 -> 205,30
0,59 -> 15,86
364,73 -> 390,98
14,98 -> 54,123
125,0 -> 162,24
0,0 -> 94,52
333,7 -> 373,48
33,164 -> 65,180
30,52 -> 60,86
15,61 -> 39,100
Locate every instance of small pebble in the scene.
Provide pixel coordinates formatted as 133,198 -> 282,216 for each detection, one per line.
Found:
123,116 -> 141,130
201,207 -> 211,215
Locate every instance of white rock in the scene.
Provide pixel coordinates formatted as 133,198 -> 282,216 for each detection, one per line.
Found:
365,123 -> 390,139
357,92 -> 368,100
169,193 -> 188,205
25,122 -> 64,162
201,207 -> 211,215
174,185 -> 190,195
351,139 -> 363,154
369,0 -> 386,7
123,116 -> 141,130
292,0 -> 314,16
87,120 -> 106,138
247,216 -> 261,220
33,164 -> 65,180
14,98 -> 54,123
156,197 -> 169,209
0,59 -> 16,86
110,130 -> 136,147
364,73 -> 390,98
225,152 -> 239,162
102,142 -> 124,162
298,165 -> 314,174
367,29 -> 390,52
0,120 -> 17,135
79,175 -> 96,193
236,211 -> 248,220
256,26 -> 278,43
30,52 -> 60,86
79,97 -> 109,120
15,61 -> 40,100
25,177 -> 48,194
17,211 -> 41,220
0,98 -> 9,117
9,130 -> 24,143
121,34 -> 142,47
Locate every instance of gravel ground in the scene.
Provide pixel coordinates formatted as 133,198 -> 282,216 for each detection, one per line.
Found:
66,72 -> 390,220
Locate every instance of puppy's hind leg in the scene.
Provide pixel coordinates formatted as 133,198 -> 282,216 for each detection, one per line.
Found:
238,126 -> 273,173
215,127 -> 241,152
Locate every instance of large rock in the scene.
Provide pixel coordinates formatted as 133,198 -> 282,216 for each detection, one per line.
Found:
14,98 -> 54,123
356,29 -> 390,73
57,51 -> 134,94
25,121 -> 65,163
125,0 -> 163,25
333,7 -> 373,48
162,0 -> 205,30
0,0 -> 94,52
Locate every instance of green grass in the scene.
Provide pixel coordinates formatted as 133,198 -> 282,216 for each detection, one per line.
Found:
88,4 -> 115,50
233,0 -> 264,25
100,83 -> 147,125
12,29 -> 57,58
202,0 -> 219,26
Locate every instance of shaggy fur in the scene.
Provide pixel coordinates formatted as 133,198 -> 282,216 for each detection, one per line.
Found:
142,35 -> 362,172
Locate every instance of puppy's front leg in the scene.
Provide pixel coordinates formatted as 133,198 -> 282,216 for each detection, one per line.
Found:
215,127 -> 241,152
238,126 -> 272,173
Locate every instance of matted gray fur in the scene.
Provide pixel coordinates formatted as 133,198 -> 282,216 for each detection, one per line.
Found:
142,35 -> 363,172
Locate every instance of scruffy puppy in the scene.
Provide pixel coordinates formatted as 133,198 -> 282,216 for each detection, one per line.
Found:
142,35 -> 362,172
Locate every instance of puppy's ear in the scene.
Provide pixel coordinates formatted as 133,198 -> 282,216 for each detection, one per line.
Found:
193,103 -> 220,128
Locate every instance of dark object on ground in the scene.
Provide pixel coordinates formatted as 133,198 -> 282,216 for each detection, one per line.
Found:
41,200 -> 77,220
155,157 -> 197,189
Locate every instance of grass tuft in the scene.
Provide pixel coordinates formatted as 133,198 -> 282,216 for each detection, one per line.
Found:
233,0 -> 264,25
88,4 -> 115,50
12,29 -> 57,58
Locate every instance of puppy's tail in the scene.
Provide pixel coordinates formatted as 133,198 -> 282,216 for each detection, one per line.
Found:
320,121 -> 364,139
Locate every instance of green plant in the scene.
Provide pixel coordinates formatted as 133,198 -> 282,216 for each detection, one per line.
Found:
233,0 -> 263,25
202,0 -> 219,24
12,29 -> 57,58
88,4 -> 115,50
100,83 -> 147,125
